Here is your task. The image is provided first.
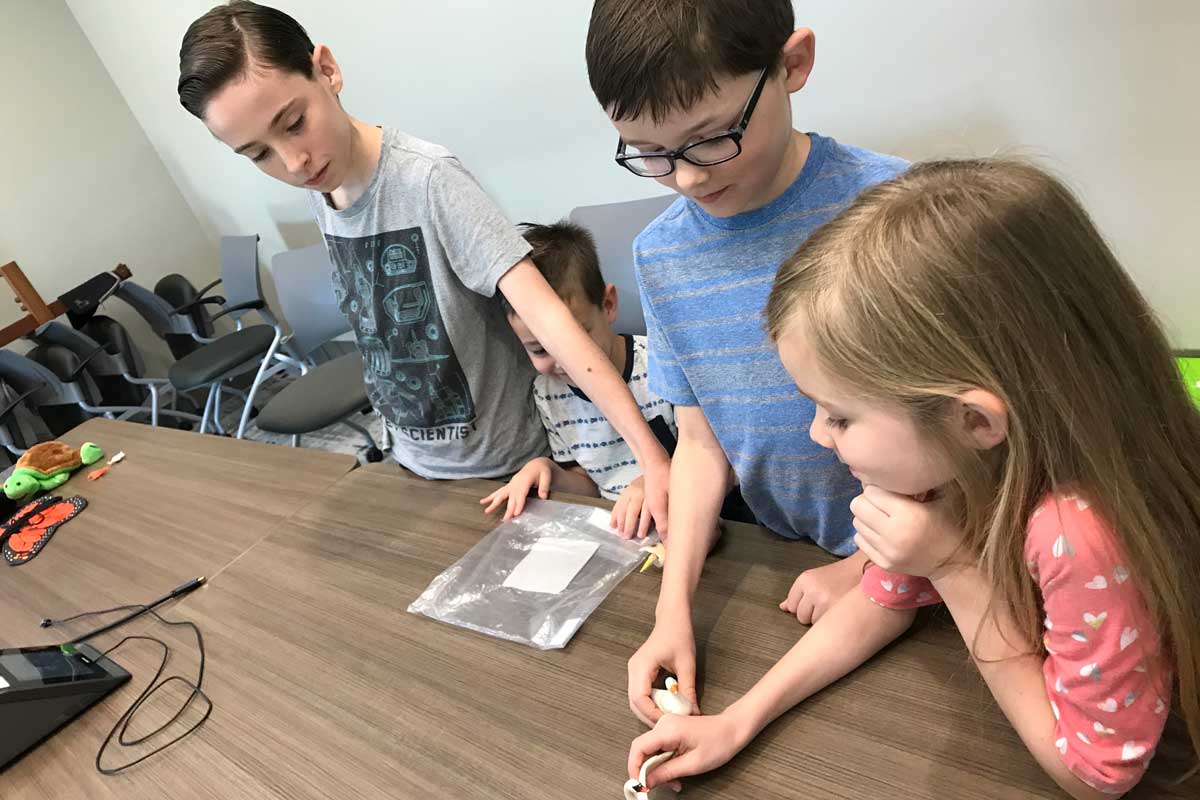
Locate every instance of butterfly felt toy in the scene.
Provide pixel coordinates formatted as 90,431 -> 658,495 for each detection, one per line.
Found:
0,495 -> 88,566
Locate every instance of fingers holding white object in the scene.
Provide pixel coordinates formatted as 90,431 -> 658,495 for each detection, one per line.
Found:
623,677 -> 695,797
650,676 -> 697,716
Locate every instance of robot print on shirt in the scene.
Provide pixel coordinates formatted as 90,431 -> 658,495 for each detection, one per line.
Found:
324,228 -> 475,431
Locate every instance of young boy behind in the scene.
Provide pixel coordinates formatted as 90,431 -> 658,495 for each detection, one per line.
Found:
177,1 -> 671,527
585,0 -> 908,724
480,221 -> 676,539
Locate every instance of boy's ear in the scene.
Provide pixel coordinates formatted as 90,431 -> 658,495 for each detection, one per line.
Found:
603,283 -> 619,324
312,44 -> 343,95
954,389 -> 1009,451
781,28 -> 816,93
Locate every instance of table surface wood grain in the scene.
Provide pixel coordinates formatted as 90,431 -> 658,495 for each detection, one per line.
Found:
0,418 -> 357,648
2,457 -> 1195,798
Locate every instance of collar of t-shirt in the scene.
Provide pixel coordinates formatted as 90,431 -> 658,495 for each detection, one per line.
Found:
688,131 -> 831,232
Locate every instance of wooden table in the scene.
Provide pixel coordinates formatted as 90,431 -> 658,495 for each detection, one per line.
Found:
0,419 -> 357,647
3,465 -> 1196,798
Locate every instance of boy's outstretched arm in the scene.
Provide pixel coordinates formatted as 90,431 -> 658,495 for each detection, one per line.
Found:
628,405 -> 730,725
498,260 -> 671,534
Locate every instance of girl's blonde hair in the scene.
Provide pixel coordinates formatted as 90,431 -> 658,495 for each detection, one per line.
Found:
765,158 -> 1200,764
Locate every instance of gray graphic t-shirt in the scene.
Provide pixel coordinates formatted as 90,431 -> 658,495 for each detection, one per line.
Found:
308,129 -> 547,479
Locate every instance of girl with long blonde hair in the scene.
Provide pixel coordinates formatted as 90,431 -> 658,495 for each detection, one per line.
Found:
626,159 -> 1200,799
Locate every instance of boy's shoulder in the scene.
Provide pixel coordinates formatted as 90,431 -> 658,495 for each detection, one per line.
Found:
810,135 -> 907,202
381,128 -> 455,166
821,137 -> 908,185
634,134 -> 907,252
374,128 -> 464,191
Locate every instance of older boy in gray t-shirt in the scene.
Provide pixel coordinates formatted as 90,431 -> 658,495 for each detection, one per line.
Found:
308,129 -> 547,479
180,3 -> 672,530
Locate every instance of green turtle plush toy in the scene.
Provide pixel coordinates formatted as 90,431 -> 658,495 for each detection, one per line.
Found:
4,441 -> 104,500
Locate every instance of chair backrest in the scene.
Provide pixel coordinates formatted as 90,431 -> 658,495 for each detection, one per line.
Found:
80,315 -> 146,379
0,350 -> 94,436
270,243 -> 349,359
568,194 -> 676,337
115,280 -> 200,338
0,378 -> 53,452
220,234 -> 266,321
31,321 -> 126,379
32,320 -> 148,407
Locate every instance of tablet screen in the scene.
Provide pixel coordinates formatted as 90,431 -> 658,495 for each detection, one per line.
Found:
0,646 -> 108,687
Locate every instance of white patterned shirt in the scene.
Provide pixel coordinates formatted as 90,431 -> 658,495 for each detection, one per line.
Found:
533,335 -> 676,500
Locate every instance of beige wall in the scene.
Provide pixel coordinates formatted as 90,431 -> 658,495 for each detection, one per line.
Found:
0,0 -> 218,373
64,0 -> 1200,346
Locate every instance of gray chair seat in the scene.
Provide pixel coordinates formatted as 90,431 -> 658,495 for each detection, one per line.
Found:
168,324 -> 276,390
255,352 -> 369,434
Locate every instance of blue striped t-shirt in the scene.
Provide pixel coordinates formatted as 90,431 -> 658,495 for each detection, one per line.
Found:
634,133 -> 907,555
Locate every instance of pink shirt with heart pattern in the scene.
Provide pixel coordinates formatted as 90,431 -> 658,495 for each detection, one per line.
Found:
860,492 -> 1172,795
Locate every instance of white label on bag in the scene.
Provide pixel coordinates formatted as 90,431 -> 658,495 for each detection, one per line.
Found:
502,537 -> 599,594
586,507 -> 616,532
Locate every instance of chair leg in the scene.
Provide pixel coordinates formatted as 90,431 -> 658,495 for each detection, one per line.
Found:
291,434 -> 301,448
212,383 -> 228,435
236,331 -> 283,440
379,414 -> 392,450
199,384 -> 218,434
342,419 -> 381,450
148,383 -> 160,427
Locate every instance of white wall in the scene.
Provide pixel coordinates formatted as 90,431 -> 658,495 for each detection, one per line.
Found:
0,0 -> 219,373
66,0 -> 1200,345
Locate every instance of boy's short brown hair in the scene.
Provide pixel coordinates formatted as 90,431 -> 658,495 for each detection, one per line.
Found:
585,0 -> 794,123
178,1 -> 315,119
502,221 -> 605,316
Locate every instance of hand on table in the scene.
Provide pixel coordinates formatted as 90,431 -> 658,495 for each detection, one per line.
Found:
612,476 -> 653,540
780,550 -> 866,625
628,712 -> 751,793
479,457 -> 553,520
640,451 -> 671,540
628,618 -> 699,727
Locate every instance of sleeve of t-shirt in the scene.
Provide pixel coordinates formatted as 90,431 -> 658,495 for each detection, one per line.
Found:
637,254 -> 697,407
1027,495 -> 1171,795
860,565 -> 941,609
425,157 -> 531,297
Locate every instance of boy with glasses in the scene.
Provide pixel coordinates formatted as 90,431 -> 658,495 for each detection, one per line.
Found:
585,0 -> 907,732
176,1 -> 671,525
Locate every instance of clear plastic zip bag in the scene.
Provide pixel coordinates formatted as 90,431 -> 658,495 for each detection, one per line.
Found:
408,499 -> 651,650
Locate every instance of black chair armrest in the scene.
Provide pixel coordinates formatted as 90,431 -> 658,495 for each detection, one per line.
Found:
0,384 -> 44,424
170,295 -> 226,316
63,345 -> 106,383
209,299 -> 266,323
194,277 -> 223,298
168,277 -> 224,315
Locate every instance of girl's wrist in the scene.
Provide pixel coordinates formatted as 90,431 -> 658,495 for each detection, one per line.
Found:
929,561 -> 982,591
724,694 -> 773,745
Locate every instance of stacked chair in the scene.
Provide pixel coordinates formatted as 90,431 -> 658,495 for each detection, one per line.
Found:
254,243 -> 383,461
2,234 -> 384,462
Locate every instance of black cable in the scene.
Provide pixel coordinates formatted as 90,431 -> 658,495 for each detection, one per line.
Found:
40,603 -> 212,774
41,604 -> 143,628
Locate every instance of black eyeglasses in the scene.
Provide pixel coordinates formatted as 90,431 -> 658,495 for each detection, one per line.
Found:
615,68 -> 769,178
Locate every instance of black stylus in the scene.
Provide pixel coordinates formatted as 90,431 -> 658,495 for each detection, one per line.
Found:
64,576 -> 207,646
